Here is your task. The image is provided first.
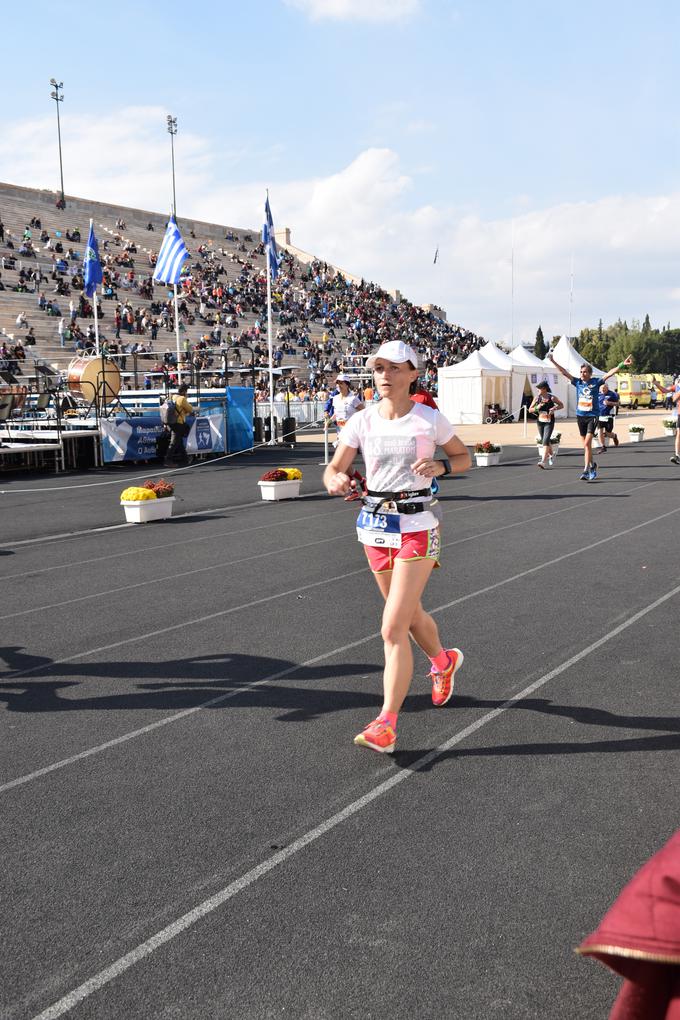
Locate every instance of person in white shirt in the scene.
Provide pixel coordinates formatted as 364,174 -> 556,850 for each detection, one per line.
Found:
323,341 -> 471,754
329,372 -> 364,444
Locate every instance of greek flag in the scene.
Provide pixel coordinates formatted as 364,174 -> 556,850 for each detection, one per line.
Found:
262,194 -> 280,280
83,221 -> 102,297
153,215 -> 189,285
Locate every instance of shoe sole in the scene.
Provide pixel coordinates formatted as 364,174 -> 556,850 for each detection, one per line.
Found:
432,648 -> 464,707
353,733 -> 395,754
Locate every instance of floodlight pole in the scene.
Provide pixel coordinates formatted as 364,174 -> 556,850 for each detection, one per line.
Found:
49,79 -> 65,208
167,115 -> 178,217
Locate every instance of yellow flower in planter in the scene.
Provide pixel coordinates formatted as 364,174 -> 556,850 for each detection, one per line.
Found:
277,467 -> 302,480
120,486 -> 157,502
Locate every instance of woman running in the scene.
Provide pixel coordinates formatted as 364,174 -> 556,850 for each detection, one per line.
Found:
323,340 -> 471,754
529,380 -> 564,468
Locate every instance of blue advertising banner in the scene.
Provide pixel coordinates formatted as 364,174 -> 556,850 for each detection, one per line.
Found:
100,410 -> 226,463
226,387 -> 254,452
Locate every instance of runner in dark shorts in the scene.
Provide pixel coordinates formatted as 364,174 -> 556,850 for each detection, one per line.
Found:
549,353 -> 632,481
529,380 -> 564,468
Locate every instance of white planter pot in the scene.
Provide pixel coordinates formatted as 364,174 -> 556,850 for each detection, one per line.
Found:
628,432 -> 644,443
121,496 -> 175,523
536,443 -> 560,457
475,453 -> 501,467
664,428 -> 676,437
258,479 -> 301,501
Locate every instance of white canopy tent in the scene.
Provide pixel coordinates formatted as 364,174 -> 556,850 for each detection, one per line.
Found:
437,350 -> 511,425
549,336 -> 606,416
480,342 -> 537,418
508,346 -> 567,419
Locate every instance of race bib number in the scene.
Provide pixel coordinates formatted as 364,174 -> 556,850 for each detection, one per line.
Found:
598,415 -> 610,423
356,509 -> 402,548
578,395 -> 593,412
538,412 -> 551,422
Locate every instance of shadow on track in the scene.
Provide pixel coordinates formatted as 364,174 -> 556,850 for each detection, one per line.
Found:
392,694 -> 680,770
0,648 -> 381,719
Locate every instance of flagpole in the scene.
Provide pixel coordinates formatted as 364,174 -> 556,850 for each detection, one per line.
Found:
568,254 -> 574,340
173,283 -> 182,385
90,218 -> 100,357
266,246 -> 276,445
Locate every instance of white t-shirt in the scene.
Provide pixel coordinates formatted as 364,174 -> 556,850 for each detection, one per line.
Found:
332,392 -> 362,425
339,402 -> 455,532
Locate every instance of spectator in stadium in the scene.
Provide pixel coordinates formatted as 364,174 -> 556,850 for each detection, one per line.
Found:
165,382 -> 194,466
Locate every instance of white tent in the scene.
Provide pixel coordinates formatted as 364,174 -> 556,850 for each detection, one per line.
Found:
508,346 -> 567,419
508,346 -> 546,369
548,336 -> 606,416
481,342 -> 537,418
437,350 -> 511,424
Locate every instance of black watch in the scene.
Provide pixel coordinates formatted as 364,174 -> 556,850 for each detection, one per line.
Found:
438,458 -> 452,477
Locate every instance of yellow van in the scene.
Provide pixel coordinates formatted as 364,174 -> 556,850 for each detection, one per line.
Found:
644,373 -> 672,408
615,374 -> 652,409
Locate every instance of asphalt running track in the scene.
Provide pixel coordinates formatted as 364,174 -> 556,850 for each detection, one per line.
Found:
1,439 -> 679,1020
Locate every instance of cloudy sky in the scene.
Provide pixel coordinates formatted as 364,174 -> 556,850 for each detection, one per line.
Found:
2,0 -> 680,344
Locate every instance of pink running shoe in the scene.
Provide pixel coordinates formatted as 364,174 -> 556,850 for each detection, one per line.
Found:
353,718 -> 397,754
430,648 -> 464,707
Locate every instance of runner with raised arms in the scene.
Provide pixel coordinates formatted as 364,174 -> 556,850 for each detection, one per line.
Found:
323,340 -> 472,754
549,352 -> 632,481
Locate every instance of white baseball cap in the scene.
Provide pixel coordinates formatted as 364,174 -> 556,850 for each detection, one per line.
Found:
335,372 -> 352,383
366,340 -> 418,369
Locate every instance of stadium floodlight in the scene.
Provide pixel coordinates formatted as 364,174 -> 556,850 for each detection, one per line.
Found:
166,115 -> 178,217
49,79 -> 65,209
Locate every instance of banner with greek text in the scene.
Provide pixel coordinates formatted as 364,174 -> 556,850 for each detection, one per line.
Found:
100,411 -> 225,463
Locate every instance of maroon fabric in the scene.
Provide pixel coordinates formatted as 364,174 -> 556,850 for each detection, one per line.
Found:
609,967 -> 680,1020
579,830 -> 680,1019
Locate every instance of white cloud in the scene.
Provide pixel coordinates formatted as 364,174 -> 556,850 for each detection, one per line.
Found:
0,106 -> 212,215
2,106 -> 680,343
284,0 -> 420,22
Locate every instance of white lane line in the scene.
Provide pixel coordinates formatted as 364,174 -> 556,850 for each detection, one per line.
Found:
0,454 -> 555,555
0,477 -> 656,618
0,478 -> 655,676
0,490 -> 673,796
0,504 -> 351,578
5,472 -> 635,620
29,579 -> 680,1020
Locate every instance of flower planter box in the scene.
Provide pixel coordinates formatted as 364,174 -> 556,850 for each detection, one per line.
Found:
628,431 -> 645,443
258,479 -> 301,501
121,496 -> 175,523
475,453 -> 501,467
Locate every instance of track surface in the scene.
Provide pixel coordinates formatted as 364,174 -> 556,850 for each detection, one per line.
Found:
1,439 -> 679,1019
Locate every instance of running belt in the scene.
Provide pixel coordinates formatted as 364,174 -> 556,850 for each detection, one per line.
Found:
362,487 -> 432,515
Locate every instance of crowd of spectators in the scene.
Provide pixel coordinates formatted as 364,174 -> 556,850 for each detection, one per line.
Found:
0,206 -> 486,399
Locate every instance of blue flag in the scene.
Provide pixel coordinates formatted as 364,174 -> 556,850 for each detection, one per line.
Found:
83,222 -> 103,298
153,215 -> 189,286
262,194 -> 280,280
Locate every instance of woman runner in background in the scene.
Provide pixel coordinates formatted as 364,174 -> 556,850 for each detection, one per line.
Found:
323,340 -> 471,754
328,372 -> 364,445
529,380 -> 564,469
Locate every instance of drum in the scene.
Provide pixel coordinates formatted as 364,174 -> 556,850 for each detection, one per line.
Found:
67,357 -> 121,404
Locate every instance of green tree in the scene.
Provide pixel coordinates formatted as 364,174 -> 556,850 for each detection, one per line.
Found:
533,325 -> 546,359
642,313 -> 652,335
